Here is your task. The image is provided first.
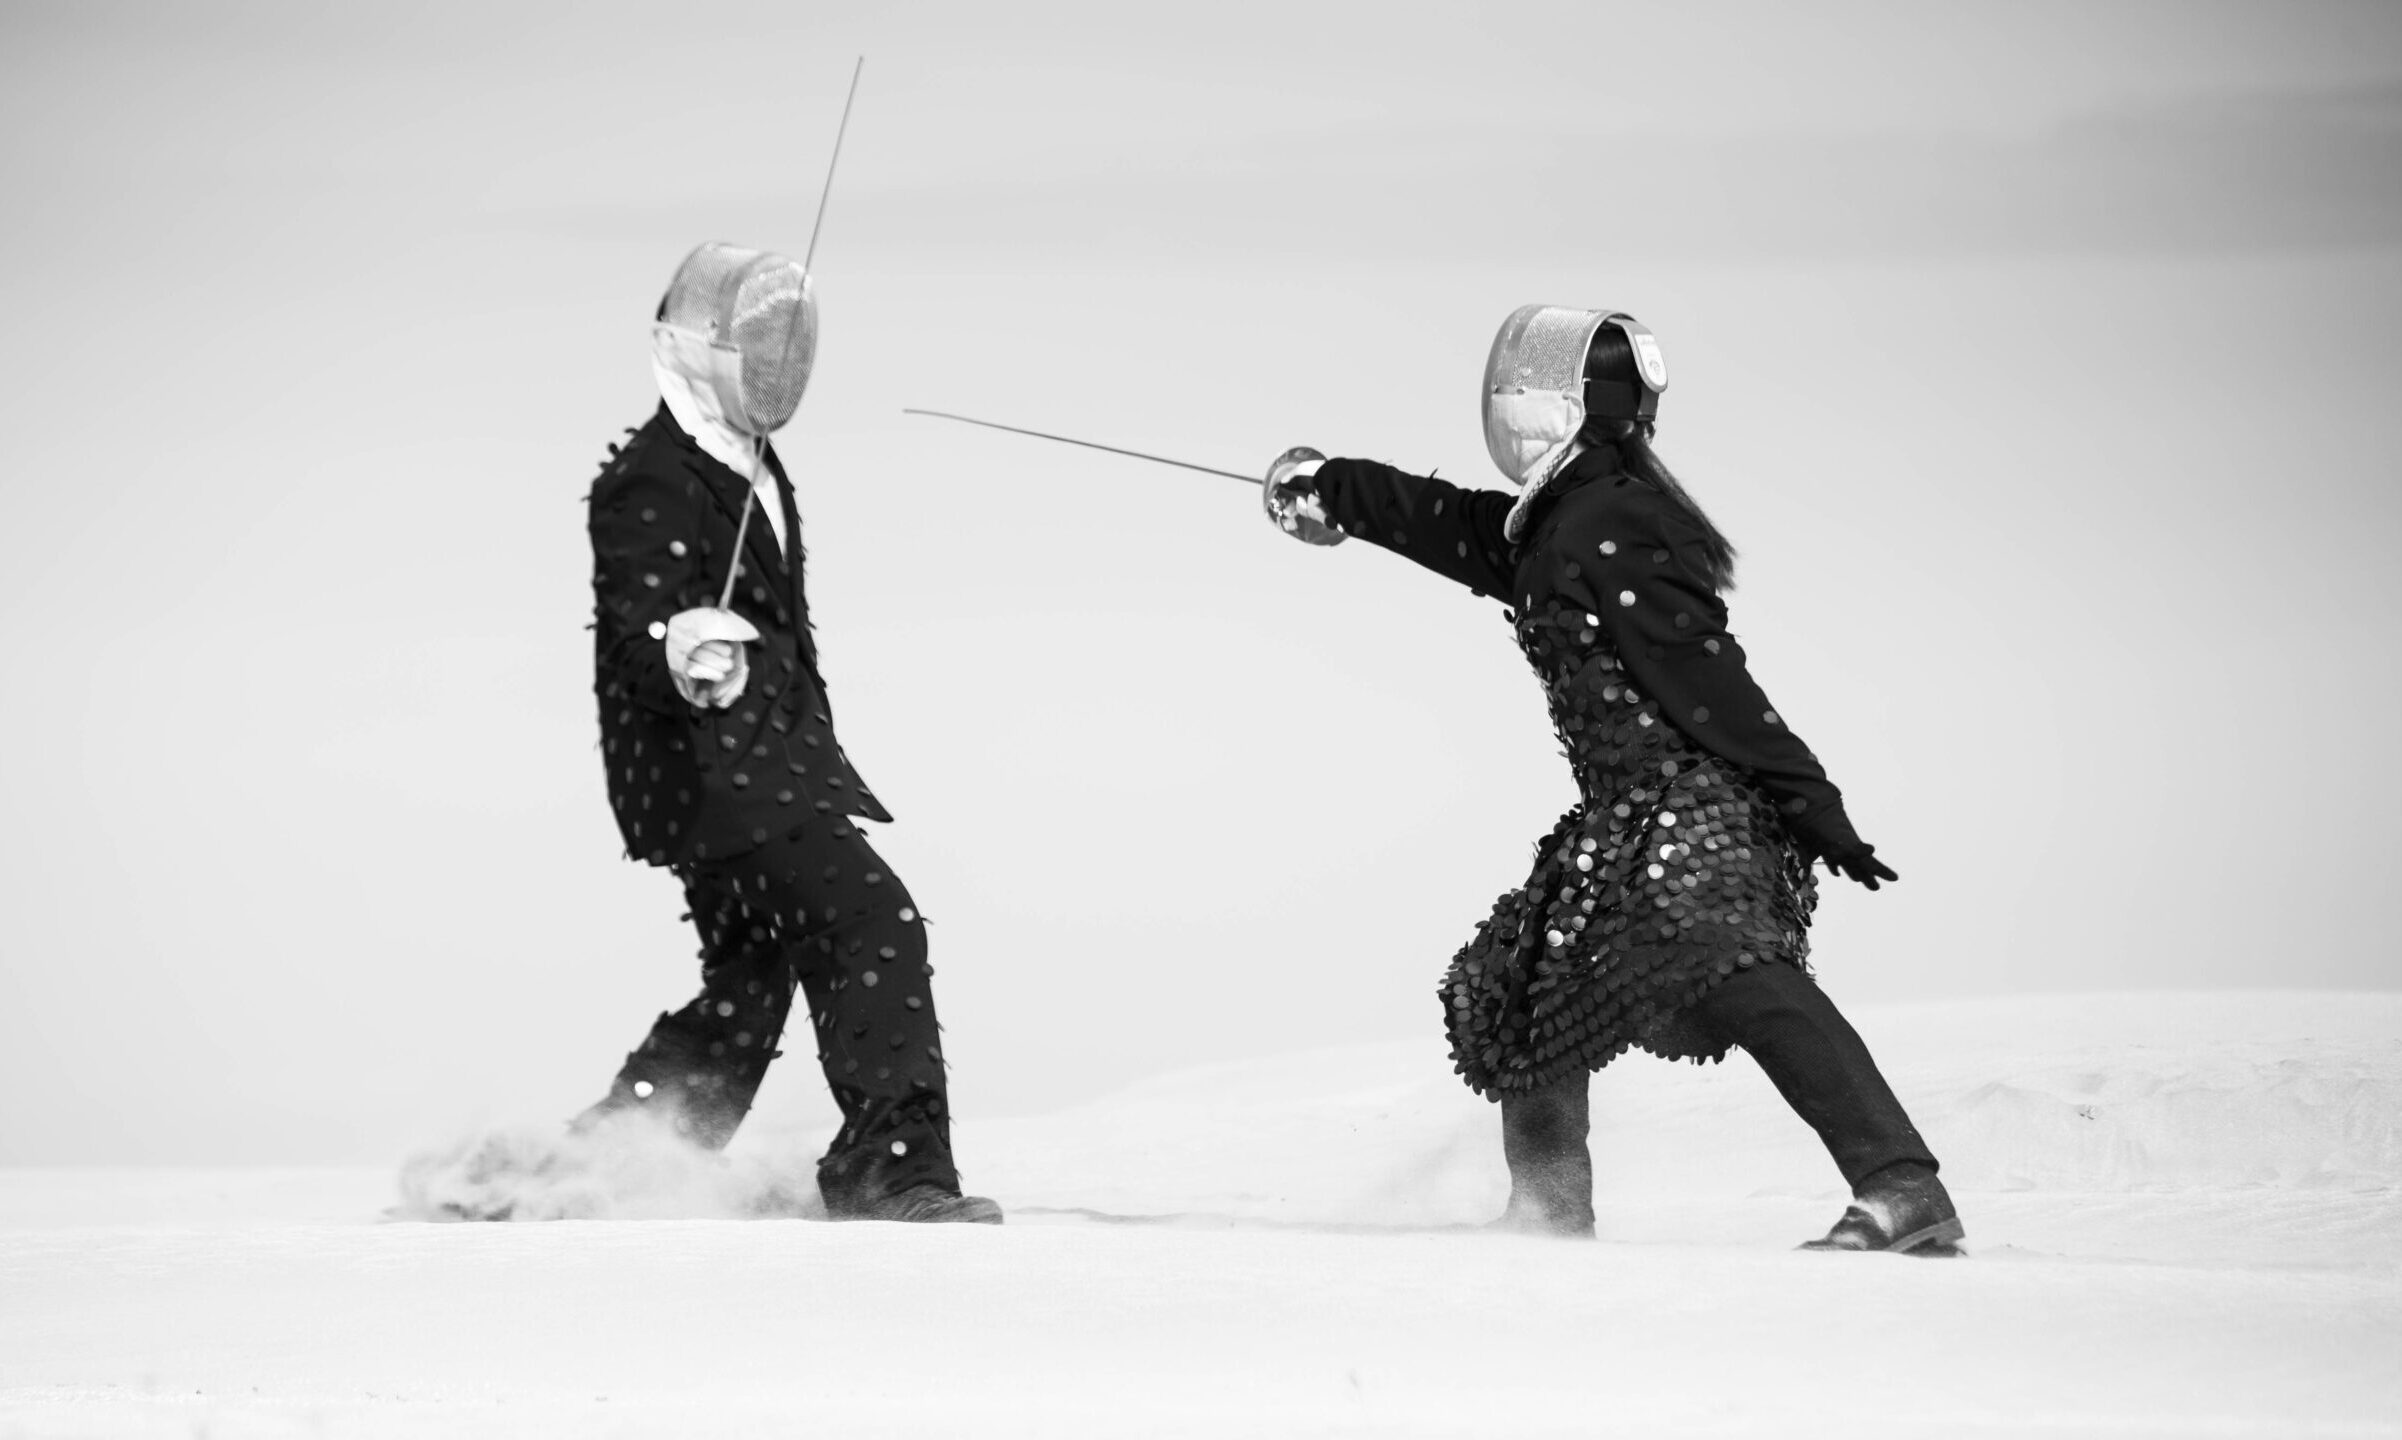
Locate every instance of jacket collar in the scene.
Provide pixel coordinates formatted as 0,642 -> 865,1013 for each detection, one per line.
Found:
646,405 -> 791,605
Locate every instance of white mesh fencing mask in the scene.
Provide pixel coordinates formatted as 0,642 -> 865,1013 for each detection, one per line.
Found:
654,242 -> 819,437
1483,305 -> 1612,489
1484,304 -> 1667,541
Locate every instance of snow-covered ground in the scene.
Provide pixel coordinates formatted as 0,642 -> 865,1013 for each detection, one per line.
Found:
3,993 -> 2397,1438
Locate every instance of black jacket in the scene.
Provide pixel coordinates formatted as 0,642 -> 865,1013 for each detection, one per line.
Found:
588,406 -> 890,867
1314,447 -> 1867,863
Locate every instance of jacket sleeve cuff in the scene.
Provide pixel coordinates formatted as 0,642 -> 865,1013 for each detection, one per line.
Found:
1312,459 -> 1357,517
1782,799 -> 1865,865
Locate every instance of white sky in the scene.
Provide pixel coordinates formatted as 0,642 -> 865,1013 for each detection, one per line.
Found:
2,0 -> 2398,1162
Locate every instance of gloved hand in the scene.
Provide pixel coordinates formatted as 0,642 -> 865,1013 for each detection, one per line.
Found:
663,607 -> 761,709
1262,445 -> 1344,546
1824,845 -> 1899,891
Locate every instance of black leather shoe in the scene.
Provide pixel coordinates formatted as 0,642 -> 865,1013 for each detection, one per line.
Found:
1800,1163 -> 1964,1256
828,1183 -> 1003,1225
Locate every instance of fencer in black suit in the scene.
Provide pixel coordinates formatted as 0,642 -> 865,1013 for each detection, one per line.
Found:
582,403 -> 996,1223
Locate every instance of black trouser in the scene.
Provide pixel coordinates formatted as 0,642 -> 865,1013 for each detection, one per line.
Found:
587,817 -> 958,1205
1694,961 -> 1937,1188
1504,961 -> 1937,1201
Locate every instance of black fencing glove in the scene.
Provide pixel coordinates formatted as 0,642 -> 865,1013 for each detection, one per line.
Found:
1825,844 -> 1899,891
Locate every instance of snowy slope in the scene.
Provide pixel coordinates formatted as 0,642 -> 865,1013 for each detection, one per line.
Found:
2,993 -> 2397,1438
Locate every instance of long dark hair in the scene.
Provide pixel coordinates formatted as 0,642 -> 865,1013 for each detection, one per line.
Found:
1583,326 -> 1739,592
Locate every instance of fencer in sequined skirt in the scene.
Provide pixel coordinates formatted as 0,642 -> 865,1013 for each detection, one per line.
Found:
1441,597 -> 1819,1095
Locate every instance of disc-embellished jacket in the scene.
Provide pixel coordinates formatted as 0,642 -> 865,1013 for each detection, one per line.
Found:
1312,446 -> 1867,866
588,406 -> 890,868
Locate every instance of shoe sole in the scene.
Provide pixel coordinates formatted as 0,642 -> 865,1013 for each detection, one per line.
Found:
1892,1217 -> 1966,1256
829,1207 -> 1005,1225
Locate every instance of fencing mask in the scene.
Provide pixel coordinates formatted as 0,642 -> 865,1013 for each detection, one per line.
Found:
653,242 -> 819,438
1483,305 -> 1666,541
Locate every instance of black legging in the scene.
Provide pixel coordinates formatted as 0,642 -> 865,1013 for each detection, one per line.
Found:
587,817 -> 958,1203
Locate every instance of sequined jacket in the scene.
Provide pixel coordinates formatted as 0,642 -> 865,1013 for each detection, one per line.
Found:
1313,447 -> 1868,864
588,406 -> 890,868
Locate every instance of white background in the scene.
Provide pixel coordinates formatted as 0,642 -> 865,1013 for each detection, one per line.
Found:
2,0 -> 2397,1162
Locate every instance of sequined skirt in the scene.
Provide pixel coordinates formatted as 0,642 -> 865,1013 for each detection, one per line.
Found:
1439,759 -> 1819,1097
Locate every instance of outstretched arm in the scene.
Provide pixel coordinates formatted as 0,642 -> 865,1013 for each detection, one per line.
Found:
1312,458 -> 1521,601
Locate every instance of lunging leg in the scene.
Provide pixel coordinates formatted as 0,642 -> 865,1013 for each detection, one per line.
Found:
1693,962 -> 1963,1254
